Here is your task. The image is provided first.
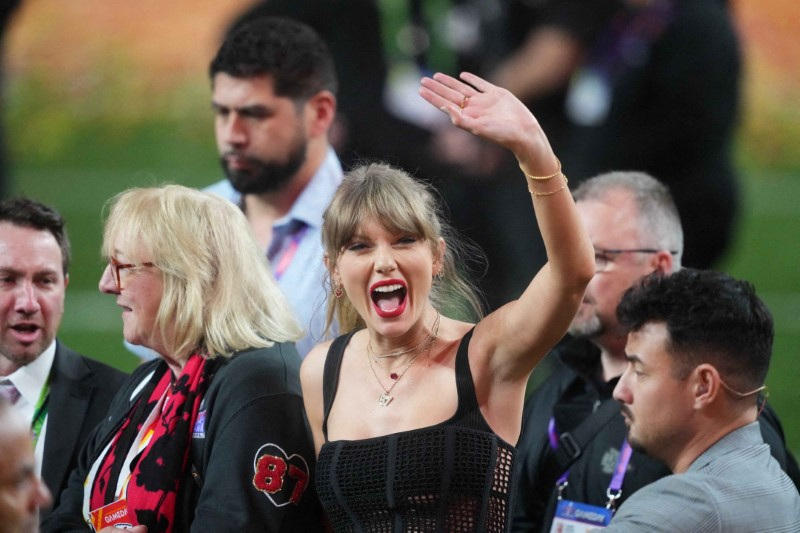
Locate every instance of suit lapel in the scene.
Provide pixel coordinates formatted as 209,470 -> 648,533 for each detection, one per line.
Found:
42,342 -> 93,500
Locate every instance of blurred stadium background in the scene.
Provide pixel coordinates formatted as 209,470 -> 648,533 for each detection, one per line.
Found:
3,1 -> 798,453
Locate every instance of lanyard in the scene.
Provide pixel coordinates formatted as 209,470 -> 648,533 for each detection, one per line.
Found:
550,417 -> 634,510
605,440 -> 633,508
270,224 -> 308,281
31,374 -> 51,447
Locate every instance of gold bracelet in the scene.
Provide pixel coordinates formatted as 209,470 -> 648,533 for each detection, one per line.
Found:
520,157 -> 561,181
528,174 -> 569,197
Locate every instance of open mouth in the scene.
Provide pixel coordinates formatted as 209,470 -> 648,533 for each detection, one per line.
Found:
10,324 -> 41,342
371,281 -> 407,318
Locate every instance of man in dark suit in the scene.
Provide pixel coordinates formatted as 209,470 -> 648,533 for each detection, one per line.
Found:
0,197 -> 127,522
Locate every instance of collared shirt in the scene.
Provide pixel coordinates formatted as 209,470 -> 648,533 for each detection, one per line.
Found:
605,422 -> 800,531
205,148 -> 343,357
2,339 -> 55,476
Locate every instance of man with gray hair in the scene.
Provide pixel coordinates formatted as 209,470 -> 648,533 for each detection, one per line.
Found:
510,171 -> 797,532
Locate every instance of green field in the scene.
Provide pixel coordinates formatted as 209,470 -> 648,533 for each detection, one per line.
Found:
8,117 -> 219,373
6,95 -> 800,457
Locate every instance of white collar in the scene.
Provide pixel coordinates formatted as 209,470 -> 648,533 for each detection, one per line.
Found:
3,340 -> 56,405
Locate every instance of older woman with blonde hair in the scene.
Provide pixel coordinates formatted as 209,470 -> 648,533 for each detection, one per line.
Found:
301,72 -> 595,532
44,185 -> 322,532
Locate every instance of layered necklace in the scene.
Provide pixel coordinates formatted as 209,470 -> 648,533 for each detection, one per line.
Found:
367,311 -> 441,407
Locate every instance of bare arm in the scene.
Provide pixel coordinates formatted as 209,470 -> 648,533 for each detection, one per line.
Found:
418,72 -> 594,384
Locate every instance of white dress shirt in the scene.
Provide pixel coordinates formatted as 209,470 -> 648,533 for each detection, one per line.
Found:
2,339 -> 56,477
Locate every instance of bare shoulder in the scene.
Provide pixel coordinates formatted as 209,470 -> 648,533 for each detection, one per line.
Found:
300,339 -> 335,452
300,339 -> 334,386
433,317 -> 476,362
443,318 -> 475,344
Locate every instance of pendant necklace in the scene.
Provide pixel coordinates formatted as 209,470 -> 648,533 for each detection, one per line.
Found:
368,348 -> 426,406
366,311 -> 441,406
368,311 -> 441,359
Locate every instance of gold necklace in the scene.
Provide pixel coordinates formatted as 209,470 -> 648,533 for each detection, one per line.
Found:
368,311 -> 441,378
366,311 -> 441,406
367,348 -> 426,407
368,311 -> 441,359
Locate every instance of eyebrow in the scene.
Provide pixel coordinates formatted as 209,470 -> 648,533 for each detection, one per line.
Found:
211,102 -> 271,113
0,463 -> 36,484
625,354 -> 643,364
0,267 -> 60,277
347,230 -> 371,241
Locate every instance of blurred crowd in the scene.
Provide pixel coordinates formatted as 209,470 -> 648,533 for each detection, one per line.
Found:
2,3 -> 797,533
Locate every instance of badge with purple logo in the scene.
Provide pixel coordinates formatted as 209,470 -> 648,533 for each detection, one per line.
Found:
550,499 -> 612,532
192,410 -> 206,439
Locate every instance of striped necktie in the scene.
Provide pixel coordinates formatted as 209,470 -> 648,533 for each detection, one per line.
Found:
0,379 -> 21,404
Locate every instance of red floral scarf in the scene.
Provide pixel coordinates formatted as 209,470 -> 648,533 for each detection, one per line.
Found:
90,353 -> 209,532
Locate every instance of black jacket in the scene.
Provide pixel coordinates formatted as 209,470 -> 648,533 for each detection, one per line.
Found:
43,343 -> 323,532
43,341 -> 128,521
511,337 -> 800,532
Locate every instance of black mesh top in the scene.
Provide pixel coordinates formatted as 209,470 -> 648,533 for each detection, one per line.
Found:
317,328 -> 517,532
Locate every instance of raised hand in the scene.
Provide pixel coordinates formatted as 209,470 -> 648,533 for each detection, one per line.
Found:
419,72 -> 556,174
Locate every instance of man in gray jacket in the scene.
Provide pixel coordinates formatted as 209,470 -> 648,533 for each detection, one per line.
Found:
601,269 -> 800,532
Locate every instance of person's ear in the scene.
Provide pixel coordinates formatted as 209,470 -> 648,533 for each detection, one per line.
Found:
323,252 -> 338,280
692,363 -> 720,409
306,90 -> 336,137
652,249 -> 674,274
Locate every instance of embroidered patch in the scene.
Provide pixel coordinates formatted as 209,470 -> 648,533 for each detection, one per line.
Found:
252,443 -> 310,506
601,446 -> 620,475
192,410 -> 206,439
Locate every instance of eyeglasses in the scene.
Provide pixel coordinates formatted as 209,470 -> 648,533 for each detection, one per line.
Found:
594,248 -> 678,273
108,257 -> 155,290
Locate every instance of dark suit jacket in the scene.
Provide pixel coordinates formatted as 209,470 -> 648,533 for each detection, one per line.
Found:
40,340 -> 127,521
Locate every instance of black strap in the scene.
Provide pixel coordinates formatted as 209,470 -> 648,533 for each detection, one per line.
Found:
451,328 -> 493,433
321,332 -> 357,441
551,399 -> 621,474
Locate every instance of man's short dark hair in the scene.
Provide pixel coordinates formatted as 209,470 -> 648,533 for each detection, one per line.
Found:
0,197 -> 70,275
617,268 -> 773,390
209,16 -> 338,101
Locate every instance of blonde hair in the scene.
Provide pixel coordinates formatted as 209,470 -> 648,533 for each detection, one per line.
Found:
322,163 -> 484,333
102,184 -> 301,359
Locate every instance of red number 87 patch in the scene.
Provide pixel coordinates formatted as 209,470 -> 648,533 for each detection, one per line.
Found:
252,443 -> 310,506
